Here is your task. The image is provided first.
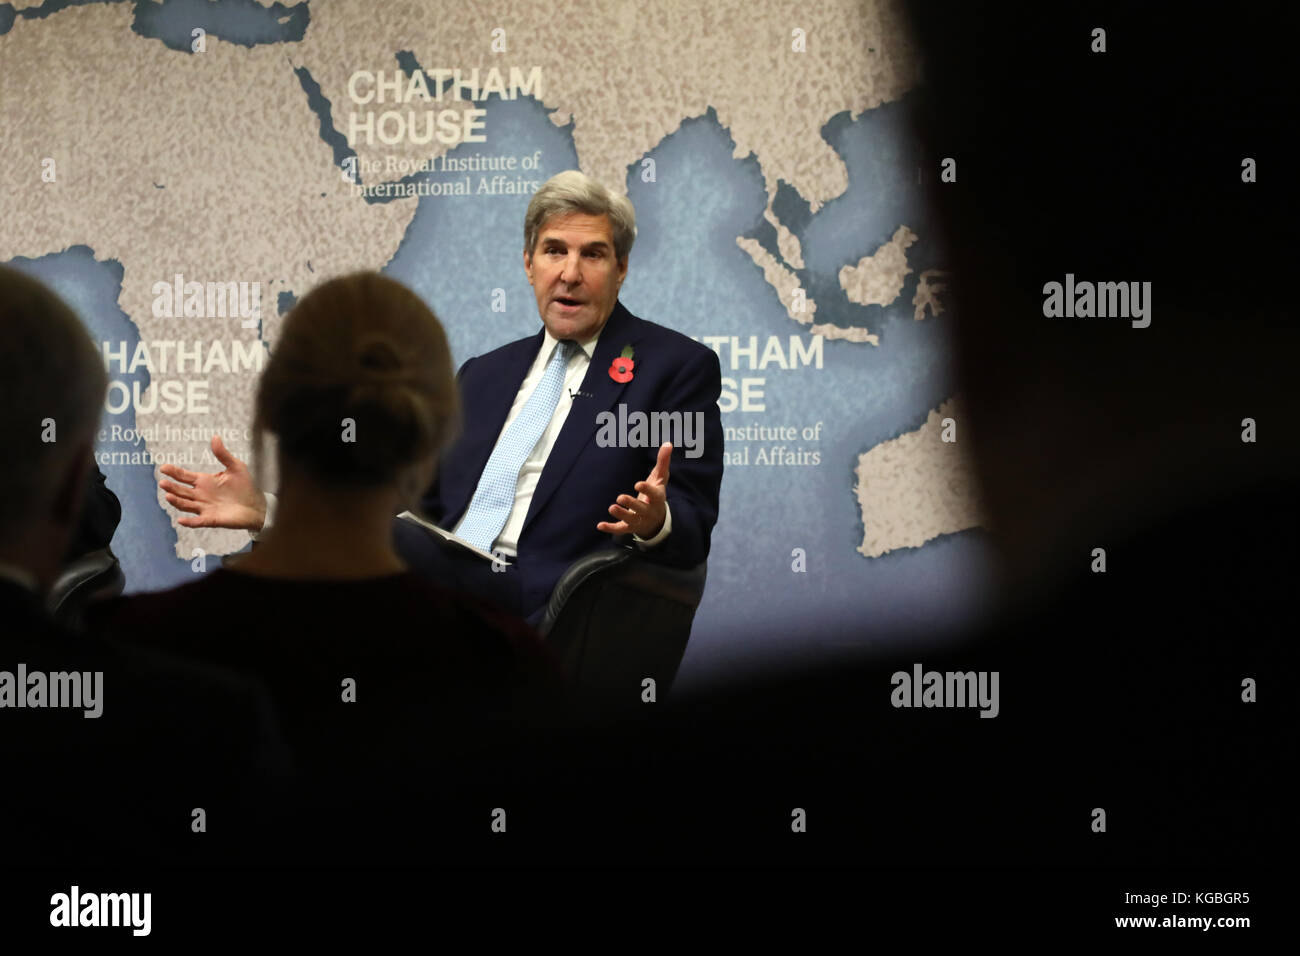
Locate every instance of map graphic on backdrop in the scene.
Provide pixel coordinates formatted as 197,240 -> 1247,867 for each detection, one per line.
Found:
0,0 -> 995,688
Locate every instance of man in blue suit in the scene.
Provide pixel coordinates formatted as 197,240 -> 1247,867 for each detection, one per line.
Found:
161,171 -> 724,627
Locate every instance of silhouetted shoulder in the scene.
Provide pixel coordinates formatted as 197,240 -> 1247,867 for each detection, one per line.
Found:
91,568 -> 556,678
1,580 -> 288,865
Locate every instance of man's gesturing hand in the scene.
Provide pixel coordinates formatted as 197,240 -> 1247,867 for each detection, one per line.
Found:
598,441 -> 671,540
158,434 -> 267,532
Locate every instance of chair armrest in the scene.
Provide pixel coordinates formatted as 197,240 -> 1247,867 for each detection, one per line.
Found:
606,559 -> 708,609
49,548 -> 125,625
541,549 -> 710,638
540,548 -> 709,697
539,548 -> 633,637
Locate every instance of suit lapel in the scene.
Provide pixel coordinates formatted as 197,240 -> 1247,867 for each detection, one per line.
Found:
522,301 -> 641,536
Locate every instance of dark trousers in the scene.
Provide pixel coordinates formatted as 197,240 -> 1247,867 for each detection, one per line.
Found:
391,518 -> 541,628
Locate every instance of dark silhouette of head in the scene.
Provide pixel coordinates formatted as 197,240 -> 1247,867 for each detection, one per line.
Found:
252,271 -> 460,507
898,1 -> 1293,601
0,266 -> 105,592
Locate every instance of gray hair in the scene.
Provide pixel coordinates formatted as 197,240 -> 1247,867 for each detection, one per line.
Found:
524,170 -> 637,263
0,266 -> 106,538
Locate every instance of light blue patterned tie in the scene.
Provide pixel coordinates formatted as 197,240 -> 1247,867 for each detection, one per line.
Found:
457,339 -> 577,552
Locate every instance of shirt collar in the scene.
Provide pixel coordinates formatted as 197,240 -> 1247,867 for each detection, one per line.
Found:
541,318 -> 603,362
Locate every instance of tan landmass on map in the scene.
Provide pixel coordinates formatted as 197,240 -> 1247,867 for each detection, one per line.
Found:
839,224 -> 916,308
296,0 -> 918,209
765,205 -> 805,270
0,4 -> 419,559
735,236 -> 818,326
854,397 -> 985,558
912,268 -> 949,321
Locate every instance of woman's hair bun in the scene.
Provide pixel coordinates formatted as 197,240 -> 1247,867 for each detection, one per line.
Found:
252,272 -> 460,488
356,335 -> 403,375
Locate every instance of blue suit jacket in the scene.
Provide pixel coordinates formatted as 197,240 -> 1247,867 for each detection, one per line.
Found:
421,300 -> 724,617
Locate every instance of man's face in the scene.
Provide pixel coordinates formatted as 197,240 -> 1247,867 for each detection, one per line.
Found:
524,212 -> 627,342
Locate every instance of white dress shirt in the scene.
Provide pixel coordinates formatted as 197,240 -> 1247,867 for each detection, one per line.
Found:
257,323 -> 672,557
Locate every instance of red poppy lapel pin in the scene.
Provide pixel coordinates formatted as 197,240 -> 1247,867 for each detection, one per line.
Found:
609,344 -> 635,383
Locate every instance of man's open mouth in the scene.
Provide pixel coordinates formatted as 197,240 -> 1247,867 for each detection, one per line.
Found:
554,296 -> 584,307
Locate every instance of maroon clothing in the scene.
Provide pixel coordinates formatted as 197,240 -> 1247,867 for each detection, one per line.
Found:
89,568 -> 560,783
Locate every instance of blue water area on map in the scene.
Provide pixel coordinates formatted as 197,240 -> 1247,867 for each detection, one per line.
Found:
132,0 -> 308,51
0,0 -> 308,49
5,247 -> 228,594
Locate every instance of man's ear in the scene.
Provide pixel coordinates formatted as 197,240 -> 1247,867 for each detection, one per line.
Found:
50,437 -> 94,528
523,248 -> 534,286
616,256 -> 628,286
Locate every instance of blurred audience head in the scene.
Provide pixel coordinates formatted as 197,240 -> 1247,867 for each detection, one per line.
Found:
900,0 -> 1292,598
0,266 -> 106,590
252,271 -> 459,509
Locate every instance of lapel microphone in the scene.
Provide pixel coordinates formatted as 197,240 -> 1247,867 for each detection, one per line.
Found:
569,387 -> 594,400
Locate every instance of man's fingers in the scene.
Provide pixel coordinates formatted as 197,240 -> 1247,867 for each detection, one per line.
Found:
650,442 -> 672,482
159,463 -> 200,485
159,478 -> 198,501
633,480 -> 665,502
604,475 -> 668,536
614,495 -> 648,518
210,434 -> 241,471
164,493 -> 203,516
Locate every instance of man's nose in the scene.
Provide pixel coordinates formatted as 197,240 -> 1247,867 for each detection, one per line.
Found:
559,253 -> 582,284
